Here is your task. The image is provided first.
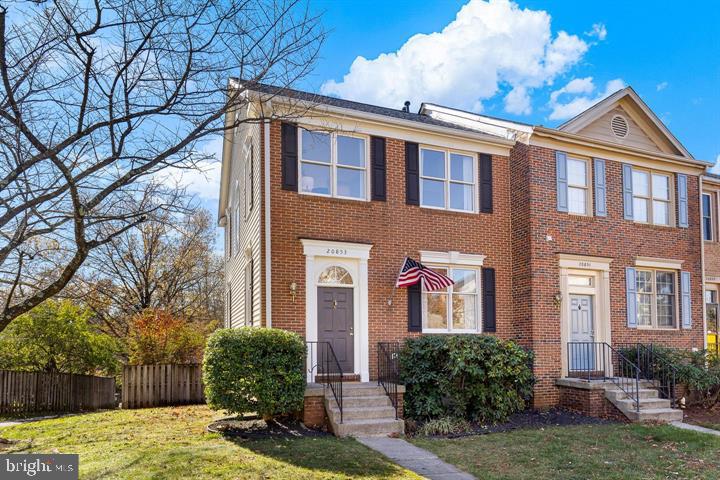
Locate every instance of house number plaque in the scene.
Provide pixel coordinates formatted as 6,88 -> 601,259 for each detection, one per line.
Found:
325,248 -> 348,256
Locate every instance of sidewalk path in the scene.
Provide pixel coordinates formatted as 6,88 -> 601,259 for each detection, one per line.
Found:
357,436 -> 475,480
671,421 -> 720,437
0,414 -> 74,428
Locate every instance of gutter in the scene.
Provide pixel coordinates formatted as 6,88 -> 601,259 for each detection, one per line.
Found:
264,119 -> 272,328
532,127 -> 713,170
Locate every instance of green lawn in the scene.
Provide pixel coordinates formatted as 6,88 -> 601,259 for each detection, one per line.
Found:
412,423 -> 720,480
0,406 -> 418,480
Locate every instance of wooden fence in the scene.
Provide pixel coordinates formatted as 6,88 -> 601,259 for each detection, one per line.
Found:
122,364 -> 205,409
0,370 -> 116,415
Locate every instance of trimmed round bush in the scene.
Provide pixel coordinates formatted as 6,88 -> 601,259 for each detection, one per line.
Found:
203,327 -> 306,419
400,335 -> 534,423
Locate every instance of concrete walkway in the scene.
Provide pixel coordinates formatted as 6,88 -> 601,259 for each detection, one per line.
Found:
0,414 -> 74,428
357,436 -> 475,480
671,421 -> 720,437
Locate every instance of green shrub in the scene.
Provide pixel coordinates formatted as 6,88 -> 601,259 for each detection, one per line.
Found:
203,327 -> 306,419
653,347 -> 720,408
417,417 -> 472,436
400,335 -> 534,423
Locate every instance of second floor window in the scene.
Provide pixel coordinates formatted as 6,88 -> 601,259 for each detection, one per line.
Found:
703,193 -> 714,241
299,129 -> 367,200
631,169 -> 671,226
420,147 -> 475,212
567,158 -> 589,215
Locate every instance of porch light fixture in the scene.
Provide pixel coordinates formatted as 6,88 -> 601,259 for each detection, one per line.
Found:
289,282 -> 298,302
553,293 -> 562,308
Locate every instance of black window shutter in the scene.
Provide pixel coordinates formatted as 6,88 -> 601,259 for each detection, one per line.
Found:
281,123 -> 298,191
371,137 -> 387,201
479,153 -> 493,213
482,268 -> 496,333
407,283 -> 422,332
405,142 -> 420,205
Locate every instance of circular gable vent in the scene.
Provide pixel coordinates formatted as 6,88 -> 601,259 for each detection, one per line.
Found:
610,114 -> 629,138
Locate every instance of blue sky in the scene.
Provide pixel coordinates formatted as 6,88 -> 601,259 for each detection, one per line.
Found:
198,0 -> 719,246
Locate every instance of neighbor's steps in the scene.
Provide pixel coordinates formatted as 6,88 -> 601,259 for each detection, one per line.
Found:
324,383 -> 404,437
603,381 -> 683,423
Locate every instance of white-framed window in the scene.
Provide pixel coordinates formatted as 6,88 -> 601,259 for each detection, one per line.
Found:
567,157 -> 590,215
703,192 -> 714,241
299,128 -> 368,200
636,269 -> 677,328
244,256 -> 253,327
233,181 -> 241,256
631,169 -> 672,226
422,267 -> 480,333
420,147 -> 476,212
244,140 -> 254,218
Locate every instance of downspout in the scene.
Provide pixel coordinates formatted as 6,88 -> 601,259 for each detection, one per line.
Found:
700,176 -> 707,351
264,119 -> 273,328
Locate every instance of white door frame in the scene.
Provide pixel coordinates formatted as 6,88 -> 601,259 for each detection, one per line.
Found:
301,239 -> 372,382
558,254 -> 612,378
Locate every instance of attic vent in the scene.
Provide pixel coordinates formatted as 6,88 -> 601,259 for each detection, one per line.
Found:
610,114 -> 629,138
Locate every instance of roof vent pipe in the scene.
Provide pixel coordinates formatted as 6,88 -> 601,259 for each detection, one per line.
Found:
402,101 -> 410,113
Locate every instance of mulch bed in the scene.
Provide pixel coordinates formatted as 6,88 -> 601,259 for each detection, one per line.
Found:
682,405 -> 720,429
410,408 -> 618,438
207,415 -> 330,440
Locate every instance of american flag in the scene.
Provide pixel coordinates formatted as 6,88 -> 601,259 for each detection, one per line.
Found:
395,257 -> 454,291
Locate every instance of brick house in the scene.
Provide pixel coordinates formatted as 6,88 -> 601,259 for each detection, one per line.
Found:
218,81 -> 715,431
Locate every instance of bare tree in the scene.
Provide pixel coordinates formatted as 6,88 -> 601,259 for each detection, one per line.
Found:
74,206 -> 223,340
0,0 -> 324,330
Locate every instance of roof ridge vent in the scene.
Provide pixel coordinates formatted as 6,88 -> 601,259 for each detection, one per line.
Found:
610,114 -> 629,138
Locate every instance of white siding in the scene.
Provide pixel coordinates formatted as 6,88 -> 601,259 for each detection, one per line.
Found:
224,121 -> 263,328
576,106 -> 663,153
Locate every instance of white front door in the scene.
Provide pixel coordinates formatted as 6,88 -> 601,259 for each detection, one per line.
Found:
569,294 -> 595,371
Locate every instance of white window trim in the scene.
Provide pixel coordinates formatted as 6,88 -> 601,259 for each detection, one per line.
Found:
244,139 -> 253,219
419,251 -> 485,334
566,156 -> 592,217
421,266 -> 482,334
297,128 -> 370,202
419,145 -> 478,213
635,267 -> 680,330
702,192 -> 715,242
631,168 -> 675,227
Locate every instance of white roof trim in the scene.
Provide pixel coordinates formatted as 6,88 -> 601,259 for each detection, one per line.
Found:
558,87 -> 693,159
419,103 -> 533,141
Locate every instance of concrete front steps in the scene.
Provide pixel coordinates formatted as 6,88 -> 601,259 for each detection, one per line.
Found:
325,383 -> 404,437
603,380 -> 683,423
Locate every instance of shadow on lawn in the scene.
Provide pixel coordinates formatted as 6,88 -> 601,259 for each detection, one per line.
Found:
235,436 -> 409,477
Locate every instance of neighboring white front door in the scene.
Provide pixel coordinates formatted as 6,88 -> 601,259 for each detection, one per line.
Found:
569,294 -> 595,372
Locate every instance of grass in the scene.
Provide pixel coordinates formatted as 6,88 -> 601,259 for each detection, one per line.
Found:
695,422 -> 720,432
412,423 -> 720,480
0,405 -> 419,480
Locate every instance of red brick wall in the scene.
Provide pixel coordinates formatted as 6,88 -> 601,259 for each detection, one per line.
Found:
705,241 -> 720,278
557,385 -> 628,422
516,145 -> 705,407
303,394 -> 327,428
265,121 -> 514,379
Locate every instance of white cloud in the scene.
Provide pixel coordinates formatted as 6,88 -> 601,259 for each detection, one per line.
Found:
156,137 -> 223,201
321,0 -> 595,115
656,81 -> 669,91
548,77 -> 625,121
711,154 -> 720,175
585,23 -> 607,41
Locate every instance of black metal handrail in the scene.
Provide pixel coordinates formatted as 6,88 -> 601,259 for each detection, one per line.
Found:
567,342 -> 641,412
377,342 -> 401,419
305,341 -> 343,423
616,343 -> 679,408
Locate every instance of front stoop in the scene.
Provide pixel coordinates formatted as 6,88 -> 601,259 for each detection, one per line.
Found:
604,384 -> 684,423
325,383 -> 404,437
557,378 -> 683,423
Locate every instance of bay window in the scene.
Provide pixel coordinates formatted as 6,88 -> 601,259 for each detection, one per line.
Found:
299,129 -> 368,200
422,267 -> 480,333
631,169 -> 672,225
636,269 -> 677,328
420,147 -> 475,212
